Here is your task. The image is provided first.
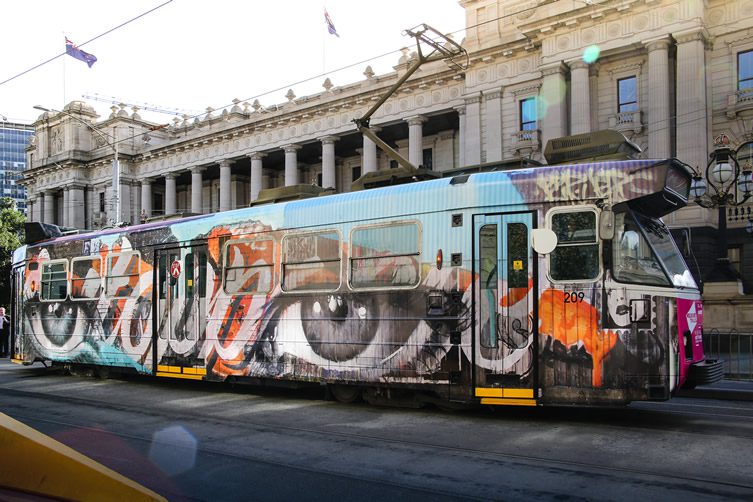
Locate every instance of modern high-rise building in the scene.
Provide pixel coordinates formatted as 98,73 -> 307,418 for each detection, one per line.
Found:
0,120 -> 32,213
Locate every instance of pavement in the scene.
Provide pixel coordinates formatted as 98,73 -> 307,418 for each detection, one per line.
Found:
677,379 -> 753,401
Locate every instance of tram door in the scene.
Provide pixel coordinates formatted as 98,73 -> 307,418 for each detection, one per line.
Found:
154,245 -> 208,374
11,265 -> 24,360
473,212 -> 536,404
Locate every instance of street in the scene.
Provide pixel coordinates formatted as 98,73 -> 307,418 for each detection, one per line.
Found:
1,359 -> 752,501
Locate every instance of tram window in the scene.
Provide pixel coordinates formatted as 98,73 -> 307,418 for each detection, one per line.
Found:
71,257 -> 102,299
507,223 -> 528,289
41,260 -> 68,300
224,239 -> 275,294
350,222 -> 420,289
549,211 -> 599,281
199,251 -> 207,299
106,252 -> 141,297
158,255 -> 167,299
282,231 -> 341,292
185,253 -> 195,298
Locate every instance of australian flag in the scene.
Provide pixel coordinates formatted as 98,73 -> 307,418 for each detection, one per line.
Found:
324,9 -> 339,37
65,37 -> 97,68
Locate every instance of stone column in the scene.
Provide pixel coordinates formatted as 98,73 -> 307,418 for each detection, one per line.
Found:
284,145 -> 301,186
219,160 -> 232,212
464,97 -> 482,165
165,173 -> 177,216
69,185 -> 85,229
646,37 -> 672,158
405,116 -> 427,167
43,190 -> 55,225
455,105 -> 466,167
362,126 -> 380,174
675,29 -> 709,170
27,195 -> 36,223
485,90 -> 504,162
191,166 -> 204,214
141,179 -> 153,218
540,62 -> 569,158
320,136 -> 338,189
120,182 -> 131,224
569,60 -> 591,135
62,187 -> 70,227
85,187 -> 94,228
249,152 -> 266,202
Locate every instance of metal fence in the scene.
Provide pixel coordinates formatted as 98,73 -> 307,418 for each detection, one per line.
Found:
704,330 -> 753,381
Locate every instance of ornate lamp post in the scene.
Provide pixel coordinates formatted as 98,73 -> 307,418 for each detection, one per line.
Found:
33,105 -> 121,227
690,134 -> 753,281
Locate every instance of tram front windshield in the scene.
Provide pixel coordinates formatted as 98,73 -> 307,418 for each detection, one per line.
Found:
612,210 -> 697,289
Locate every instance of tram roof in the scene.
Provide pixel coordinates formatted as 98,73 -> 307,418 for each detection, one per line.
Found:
24,158 -> 690,250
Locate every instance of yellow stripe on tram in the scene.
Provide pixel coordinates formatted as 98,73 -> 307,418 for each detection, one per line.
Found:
480,397 -> 538,407
156,365 -> 206,380
474,387 -> 535,399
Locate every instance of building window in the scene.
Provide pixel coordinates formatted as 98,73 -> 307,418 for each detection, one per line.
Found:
352,166 -> 361,182
99,192 -> 105,213
618,76 -> 638,113
422,149 -> 433,170
520,97 -> 537,130
317,172 -> 323,187
739,50 -> 753,90
549,210 -> 599,281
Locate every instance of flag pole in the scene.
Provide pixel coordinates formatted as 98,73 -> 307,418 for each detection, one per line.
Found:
62,34 -> 67,106
322,4 -> 326,75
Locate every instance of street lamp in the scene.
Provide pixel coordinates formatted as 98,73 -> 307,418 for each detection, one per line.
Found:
33,105 -> 121,226
690,133 -> 753,281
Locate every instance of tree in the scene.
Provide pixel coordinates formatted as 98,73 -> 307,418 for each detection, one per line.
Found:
0,198 -> 25,308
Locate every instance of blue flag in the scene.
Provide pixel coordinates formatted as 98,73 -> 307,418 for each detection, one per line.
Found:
324,9 -> 339,37
65,37 -> 97,68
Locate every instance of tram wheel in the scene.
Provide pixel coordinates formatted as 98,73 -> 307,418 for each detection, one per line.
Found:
329,384 -> 362,403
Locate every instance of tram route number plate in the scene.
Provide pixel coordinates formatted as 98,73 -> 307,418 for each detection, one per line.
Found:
171,259 -> 182,279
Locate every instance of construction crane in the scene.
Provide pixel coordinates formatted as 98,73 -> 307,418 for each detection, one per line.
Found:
81,93 -> 200,117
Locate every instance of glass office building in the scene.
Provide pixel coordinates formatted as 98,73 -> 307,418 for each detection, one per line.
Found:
0,121 -> 33,214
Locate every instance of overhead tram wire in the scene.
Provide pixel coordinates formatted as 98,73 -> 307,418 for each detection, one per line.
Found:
0,0 -> 173,88
16,2 -> 542,150
28,1 -> 695,159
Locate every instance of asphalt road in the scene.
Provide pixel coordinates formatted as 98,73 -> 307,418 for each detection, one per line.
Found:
1,360 -> 752,501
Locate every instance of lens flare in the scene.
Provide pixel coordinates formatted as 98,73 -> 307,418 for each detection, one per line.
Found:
583,45 -> 601,64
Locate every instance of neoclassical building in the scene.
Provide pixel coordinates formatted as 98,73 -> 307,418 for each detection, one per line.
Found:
23,0 -> 753,328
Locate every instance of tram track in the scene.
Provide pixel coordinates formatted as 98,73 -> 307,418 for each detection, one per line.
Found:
2,379 -> 753,500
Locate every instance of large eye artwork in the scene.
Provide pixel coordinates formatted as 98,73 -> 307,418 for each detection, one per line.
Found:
300,294 -> 379,361
40,301 -> 81,346
266,291 -> 424,366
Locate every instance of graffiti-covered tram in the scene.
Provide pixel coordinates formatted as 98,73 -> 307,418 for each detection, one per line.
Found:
10,157 -> 721,406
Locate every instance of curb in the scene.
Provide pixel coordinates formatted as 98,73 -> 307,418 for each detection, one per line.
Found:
676,387 -> 753,402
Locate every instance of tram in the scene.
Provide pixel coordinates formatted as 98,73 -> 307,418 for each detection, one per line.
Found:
9,131 -> 723,407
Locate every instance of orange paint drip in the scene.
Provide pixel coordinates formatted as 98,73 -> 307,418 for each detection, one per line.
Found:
539,288 -> 618,387
500,278 -> 533,307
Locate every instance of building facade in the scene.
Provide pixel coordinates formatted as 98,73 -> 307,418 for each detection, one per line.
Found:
22,0 -> 753,329
0,120 -> 32,213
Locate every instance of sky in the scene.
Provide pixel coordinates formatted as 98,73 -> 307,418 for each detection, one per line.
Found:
0,0 -> 466,125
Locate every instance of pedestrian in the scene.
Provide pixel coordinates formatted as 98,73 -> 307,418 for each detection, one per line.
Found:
0,307 -> 9,358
